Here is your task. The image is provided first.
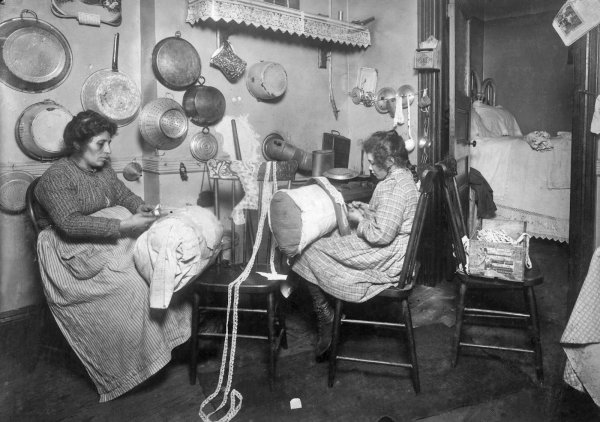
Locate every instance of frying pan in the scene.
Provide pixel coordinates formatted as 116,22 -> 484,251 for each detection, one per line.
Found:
0,9 -> 73,93
81,33 -> 141,126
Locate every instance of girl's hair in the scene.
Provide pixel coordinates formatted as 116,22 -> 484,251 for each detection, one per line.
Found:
362,130 -> 409,169
63,110 -> 117,153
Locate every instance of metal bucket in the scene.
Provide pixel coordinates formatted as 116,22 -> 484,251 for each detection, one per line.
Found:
139,97 -> 188,150
311,150 -> 334,176
246,61 -> 287,100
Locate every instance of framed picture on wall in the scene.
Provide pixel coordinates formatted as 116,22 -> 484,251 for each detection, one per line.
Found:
552,0 -> 600,46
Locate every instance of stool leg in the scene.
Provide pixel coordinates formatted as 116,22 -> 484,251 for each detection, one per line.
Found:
403,298 -> 420,394
452,281 -> 468,368
328,299 -> 343,388
189,290 -> 200,385
267,292 -> 277,390
524,286 -> 544,382
276,295 -> 288,350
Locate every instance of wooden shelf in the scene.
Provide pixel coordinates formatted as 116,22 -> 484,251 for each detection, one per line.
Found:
186,0 -> 371,48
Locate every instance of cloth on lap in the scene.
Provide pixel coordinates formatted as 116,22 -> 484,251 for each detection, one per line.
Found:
134,206 -> 224,309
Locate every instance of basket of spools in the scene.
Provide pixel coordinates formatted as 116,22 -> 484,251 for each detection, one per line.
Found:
139,96 -> 188,150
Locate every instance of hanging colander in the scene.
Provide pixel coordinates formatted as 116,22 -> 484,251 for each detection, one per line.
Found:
0,170 -> 35,213
139,97 -> 188,150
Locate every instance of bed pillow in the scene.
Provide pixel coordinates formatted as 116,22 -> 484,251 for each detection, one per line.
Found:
473,101 -> 523,137
470,109 -> 494,139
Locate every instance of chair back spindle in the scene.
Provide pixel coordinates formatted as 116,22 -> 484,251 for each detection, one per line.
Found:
398,168 -> 436,289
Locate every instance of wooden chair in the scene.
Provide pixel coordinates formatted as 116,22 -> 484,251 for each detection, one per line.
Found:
437,162 -> 544,382
25,178 -> 43,235
327,167 -> 437,393
189,159 -> 297,389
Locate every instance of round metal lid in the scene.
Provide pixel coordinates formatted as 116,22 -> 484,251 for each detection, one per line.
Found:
322,167 -> 359,181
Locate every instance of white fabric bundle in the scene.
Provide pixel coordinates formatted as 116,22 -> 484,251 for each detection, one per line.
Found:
134,206 -> 224,309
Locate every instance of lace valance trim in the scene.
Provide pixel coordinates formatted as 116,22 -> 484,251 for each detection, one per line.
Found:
186,0 -> 371,48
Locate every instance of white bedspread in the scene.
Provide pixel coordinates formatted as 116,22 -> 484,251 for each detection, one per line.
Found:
470,135 -> 571,242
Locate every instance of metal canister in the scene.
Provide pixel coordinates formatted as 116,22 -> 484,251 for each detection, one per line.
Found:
312,150 -> 334,176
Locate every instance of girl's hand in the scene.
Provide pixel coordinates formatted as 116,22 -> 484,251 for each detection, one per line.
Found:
347,207 -> 364,224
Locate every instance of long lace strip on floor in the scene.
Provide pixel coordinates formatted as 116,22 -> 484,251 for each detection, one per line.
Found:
199,162 -> 276,422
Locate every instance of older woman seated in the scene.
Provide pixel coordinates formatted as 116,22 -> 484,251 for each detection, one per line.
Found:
35,110 -> 192,402
292,130 -> 419,361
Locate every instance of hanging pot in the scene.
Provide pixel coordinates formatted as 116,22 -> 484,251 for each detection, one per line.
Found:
182,76 -> 226,127
152,31 -> 201,91
0,9 -> 73,93
246,61 -> 287,100
123,160 -> 143,181
81,33 -> 141,126
190,127 -> 219,162
15,99 -> 72,161
139,97 -> 188,150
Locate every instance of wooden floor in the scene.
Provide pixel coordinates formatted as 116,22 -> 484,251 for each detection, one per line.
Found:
1,239 -> 599,421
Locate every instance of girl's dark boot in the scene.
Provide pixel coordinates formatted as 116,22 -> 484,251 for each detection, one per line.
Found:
306,283 -> 334,362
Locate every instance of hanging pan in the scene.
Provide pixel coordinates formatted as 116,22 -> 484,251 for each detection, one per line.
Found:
152,31 -> 201,91
0,9 -> 73,93
190,128 -> 218,162
0,170 -> 35,214
15,99 -> 72,161
81,33 -> 141,126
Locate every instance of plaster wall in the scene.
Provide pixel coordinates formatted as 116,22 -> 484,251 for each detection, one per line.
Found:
0,0 -> 144,312
482,10 -> 573,135
0,0 -> 418,313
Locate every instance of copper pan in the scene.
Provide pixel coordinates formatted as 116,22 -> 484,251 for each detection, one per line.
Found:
152,31 -> 201,91
0,9 -> 73,93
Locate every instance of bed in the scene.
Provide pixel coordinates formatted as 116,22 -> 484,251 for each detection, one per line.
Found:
469,72 -> 571,243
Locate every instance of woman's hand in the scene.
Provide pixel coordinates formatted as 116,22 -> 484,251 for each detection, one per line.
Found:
119,212 -> 158,237
136,203 -> 157,217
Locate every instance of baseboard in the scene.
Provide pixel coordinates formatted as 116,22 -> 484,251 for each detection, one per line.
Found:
0,305 -> 43,325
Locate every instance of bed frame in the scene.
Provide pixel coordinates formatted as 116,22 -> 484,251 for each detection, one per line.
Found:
469,70 -> 496,105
